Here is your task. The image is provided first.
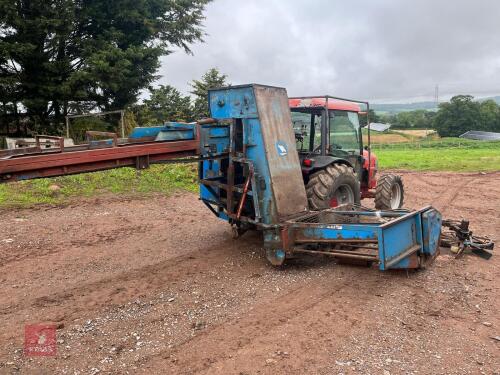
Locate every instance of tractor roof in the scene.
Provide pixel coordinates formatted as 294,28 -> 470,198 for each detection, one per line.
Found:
289,97 -> 361,112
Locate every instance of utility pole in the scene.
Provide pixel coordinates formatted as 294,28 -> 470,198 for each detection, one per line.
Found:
434,84 -> 439,104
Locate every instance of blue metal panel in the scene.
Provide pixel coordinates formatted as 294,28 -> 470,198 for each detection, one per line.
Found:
288,208 -> 442,270
252,85 -> 308,219
206,127 -> 229,139
199,159 -> 221,203
422,209 -> 442,256
208,86 -> 258,119
155,129 -> 193,141
129,126 -> 164,139
207,84 -> 305,224
129,123 -> 195,141
89,139 -> 113,147
298,225 -> 378,241
244,118 -> 275,224
199,123 -> 230,217
379,215 -> 420,270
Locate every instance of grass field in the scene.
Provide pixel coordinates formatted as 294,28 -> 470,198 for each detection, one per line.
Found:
391,129 -> 436,138
0,138 -> 498,208
0,164 -> 198,209
373,138 -> 499,171
362,132 -> 409,144
361,128 -> 437,144
376,147 -> 499,171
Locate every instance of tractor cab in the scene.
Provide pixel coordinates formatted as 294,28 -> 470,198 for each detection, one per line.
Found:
289,96 -> 404,210
289,97 -> 364,178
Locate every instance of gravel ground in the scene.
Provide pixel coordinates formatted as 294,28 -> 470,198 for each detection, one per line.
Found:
0,171 -> 498,374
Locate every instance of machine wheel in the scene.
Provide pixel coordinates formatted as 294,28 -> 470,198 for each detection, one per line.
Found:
374,174 -> 404,210
306,164 -> 360,210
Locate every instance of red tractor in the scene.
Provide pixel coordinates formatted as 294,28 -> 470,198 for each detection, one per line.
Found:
289,96 -> 404,210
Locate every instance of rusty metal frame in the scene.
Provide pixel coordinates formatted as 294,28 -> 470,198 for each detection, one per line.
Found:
85,131 -> 118,147
236,168 -> 253,220
35,135 -> 65,152
66,110 -> 125,138
0,139 -> 198,183
198,117 -> 261,224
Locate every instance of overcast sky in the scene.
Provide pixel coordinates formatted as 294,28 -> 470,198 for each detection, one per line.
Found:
158,0 -> 500,103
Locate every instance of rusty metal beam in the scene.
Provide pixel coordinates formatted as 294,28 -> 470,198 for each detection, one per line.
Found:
293,248 -> 378,261
0,139 -> 198,183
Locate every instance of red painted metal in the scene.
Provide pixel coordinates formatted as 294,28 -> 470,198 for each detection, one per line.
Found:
362,148 -> 378,192
330,197 -> 339,208
236,170 -> 253,220
360,187 -> 375,200
289,98 -> 361,112
302,158 -> 312,167
0,139 -> 198,183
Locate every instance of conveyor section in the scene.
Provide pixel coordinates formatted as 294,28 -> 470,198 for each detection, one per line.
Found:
0,125 -> 199,183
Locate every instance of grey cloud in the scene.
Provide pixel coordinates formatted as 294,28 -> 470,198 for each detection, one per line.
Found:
158,0 -> 500,102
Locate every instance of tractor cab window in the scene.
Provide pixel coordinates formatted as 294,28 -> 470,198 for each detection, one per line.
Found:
329,111 -> 361,153
291,111 -> 322,153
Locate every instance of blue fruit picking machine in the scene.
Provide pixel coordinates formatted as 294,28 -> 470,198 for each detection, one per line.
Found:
197,84 -> 442,269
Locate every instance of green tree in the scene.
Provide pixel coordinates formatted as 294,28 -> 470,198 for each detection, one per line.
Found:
391,110 -> 436,129
139,85 -> 192,125
0,0 -> 211,134
359,109 -> 378,127
0,0 -> 76,133
433,95 -> 481,137
377,112 -> 396,126
190,68 -> 228,119
479,100 -> 500,132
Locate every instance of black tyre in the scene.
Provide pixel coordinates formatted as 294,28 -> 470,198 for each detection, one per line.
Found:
306,164 -> 361,210
374,174 -> 404,210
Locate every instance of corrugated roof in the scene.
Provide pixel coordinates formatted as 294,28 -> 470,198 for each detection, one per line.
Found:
459,130 -> 500,141
366,123 -> 391,132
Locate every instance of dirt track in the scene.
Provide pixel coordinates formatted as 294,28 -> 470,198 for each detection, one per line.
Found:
0,171 -> 499,374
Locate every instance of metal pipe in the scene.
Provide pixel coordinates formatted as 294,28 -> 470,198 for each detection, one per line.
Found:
293,248 -> 377,261
367,102 -> 371,183
289,95 -> 369,107
325,210 -> 408,217
120,110 -> 125,138
65,110 -> 125,119
65,109 -> 126,140
324,97 -> 329,154
293,238 -> 378,244
65,116 -> 70,138
379,206 -> 432,228
384,244 -> 420,268
197,118 -> 217,125
236,170 -> 253,220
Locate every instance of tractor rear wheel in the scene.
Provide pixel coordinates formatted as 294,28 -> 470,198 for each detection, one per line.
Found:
306,164 -> 360,210
374,174 -> 404,210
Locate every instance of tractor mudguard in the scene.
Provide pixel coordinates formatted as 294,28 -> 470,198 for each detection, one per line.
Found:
302,155 -> 354,174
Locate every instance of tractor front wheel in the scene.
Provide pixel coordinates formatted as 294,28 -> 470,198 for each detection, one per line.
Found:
374,174 -> 404,210
306,164 -> 360,210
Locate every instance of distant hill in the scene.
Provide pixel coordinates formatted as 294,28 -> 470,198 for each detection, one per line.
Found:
372,95 -> 500,114
372,102 -> 437,113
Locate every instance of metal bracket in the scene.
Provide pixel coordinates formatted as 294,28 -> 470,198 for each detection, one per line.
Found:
135,155 -> 150,170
